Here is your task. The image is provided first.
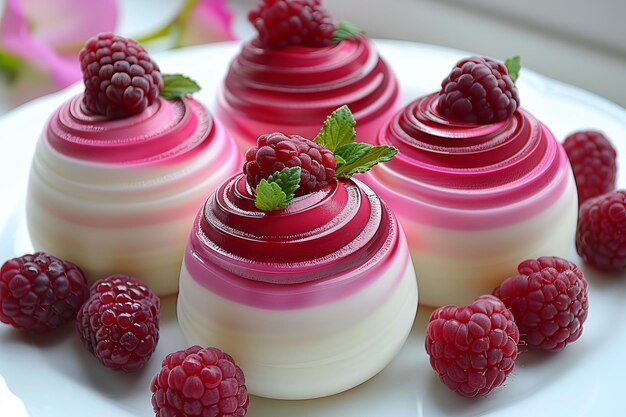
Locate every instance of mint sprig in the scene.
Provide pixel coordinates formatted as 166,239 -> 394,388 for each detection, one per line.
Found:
332,21 -> 363,44
504,56 -> 521,84
254,167 -> 301,212
314,105 -> 398,179
160,73 -> 201,99
335,143 -> 398,178
314,105 -> 356,152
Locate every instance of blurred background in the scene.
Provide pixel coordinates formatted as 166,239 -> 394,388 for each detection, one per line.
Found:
1,0 -> 625,115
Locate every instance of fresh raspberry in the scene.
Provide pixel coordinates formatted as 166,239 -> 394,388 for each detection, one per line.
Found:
438,56 -> 520,124
151,345 -> 249,417
76,274 -> 159,372
249,0 -> 335,48
493,256 -> 589,351
425,295 -> 519,397
79,32 -> 163,119
0,252 -> 88,332
244,132 -> 336,196
563,130 -> 617,205
576,190 -> 626,271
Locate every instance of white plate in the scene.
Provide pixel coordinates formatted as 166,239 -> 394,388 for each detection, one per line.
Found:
1,40 -> 626,417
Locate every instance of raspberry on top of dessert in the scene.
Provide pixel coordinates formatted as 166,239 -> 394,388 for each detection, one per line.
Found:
217,0 -> 401,147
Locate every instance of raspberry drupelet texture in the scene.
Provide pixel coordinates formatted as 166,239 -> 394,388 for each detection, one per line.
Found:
76,274 -> 160,372
79,32 -> 163,119
244,132 -> 337,196
249,0 -> 335,48
576,190 -> 626,271
151,345 -> 249,417
563,130 -> 617,205
425,295 -> 519,397
0,252 -> 88,332
438,56 -> 520,124
493,256 -> 589,351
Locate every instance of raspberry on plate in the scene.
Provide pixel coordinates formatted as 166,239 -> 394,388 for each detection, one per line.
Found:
79,32 -> 163,119
425,294 -> 519,397
576,190 -> 626,271
438,56 -> 520,124
76,274 -> 159,372
151,345 -> 249,417
493,256 -> 589,351
244,132 -> 337,195
0,252 -> 88,332
563,130 -> 617,205
249,0 -> 335,48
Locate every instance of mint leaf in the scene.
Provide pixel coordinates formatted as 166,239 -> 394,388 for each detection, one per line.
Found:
254,167 -> 301,211
504,56 -> 521,84
335,142 -> 371,166
160,73 -> 201,99
266,166 -> 301,201
255,180 -> 288,211
333,20 -> 363,44
335,145 -> 398,178
314,105 -> 356,152
334,154 -> 347,166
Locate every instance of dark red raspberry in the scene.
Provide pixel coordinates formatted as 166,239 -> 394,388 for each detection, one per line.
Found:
244,132 -> 336,196
76,274 -> 159,372
563,130 -> 617,205
249,0 -> 335,48
151,345 -> 249,417
493,256 -> 589,351
425,295 -> 519,397
0,252 -> 88,332
438,56 -> 520,124
79,32 -> 163,119
576,190 -> 626,271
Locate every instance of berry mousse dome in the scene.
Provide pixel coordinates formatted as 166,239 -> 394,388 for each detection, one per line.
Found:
361,56 -> 578,307
25,33 -> 242,296
216,0 -> 401,148
177,107 -> 418,399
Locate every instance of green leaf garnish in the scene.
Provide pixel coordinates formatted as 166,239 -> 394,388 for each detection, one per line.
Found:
504,56 -> 521,84
266,167 -> 301,201
314,105 -> 356,152
335,145 -> 398,178
335,142 -> 372,167
160,73 -> 201,99
254,167 -> 301,212
332,20 -> 364,44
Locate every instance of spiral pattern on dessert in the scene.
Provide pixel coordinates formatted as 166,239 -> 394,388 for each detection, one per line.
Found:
187,174 -> 400,285
221,36 -> 399,125
371,92 -> 571,217
44,95 -> 213,165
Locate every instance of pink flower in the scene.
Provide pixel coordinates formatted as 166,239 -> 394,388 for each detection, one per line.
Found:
0,0 -> 118,89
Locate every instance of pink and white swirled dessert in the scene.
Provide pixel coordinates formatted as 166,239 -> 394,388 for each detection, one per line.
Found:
216,0 -> 400,148
26,33 -> 241,296
362,56 -> 578,307
178,107 -> 417,399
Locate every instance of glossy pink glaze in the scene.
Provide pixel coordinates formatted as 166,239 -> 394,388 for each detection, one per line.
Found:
363,93 -> 573,229
44,94 -> 213,165
217,36 -> 400,145
183,175 -> 408,309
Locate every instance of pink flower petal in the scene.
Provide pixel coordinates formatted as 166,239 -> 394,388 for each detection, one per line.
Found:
0,0 -> 117,88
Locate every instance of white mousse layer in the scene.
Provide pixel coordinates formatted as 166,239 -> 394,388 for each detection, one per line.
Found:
177,237 -> 417,400
26,119 -> 241,296
403,174 -> 578,307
